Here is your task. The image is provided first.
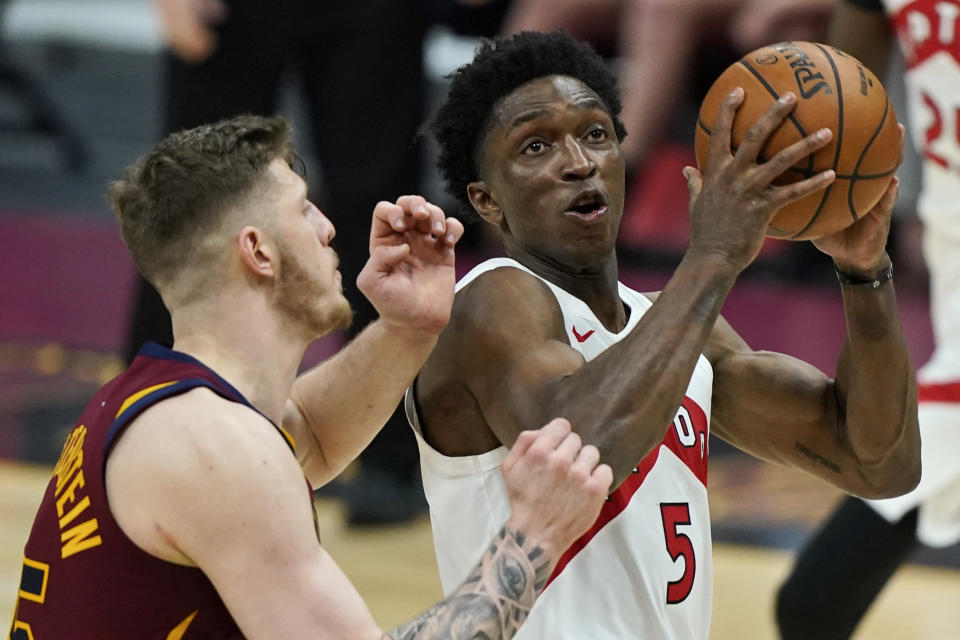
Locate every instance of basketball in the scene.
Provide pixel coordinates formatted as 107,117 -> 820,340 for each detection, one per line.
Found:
694,41 -> 899,240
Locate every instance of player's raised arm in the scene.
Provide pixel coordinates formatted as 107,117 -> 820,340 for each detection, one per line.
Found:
285,195 -> 464,487
708,177 -> 920,498
419,89 -> 835,488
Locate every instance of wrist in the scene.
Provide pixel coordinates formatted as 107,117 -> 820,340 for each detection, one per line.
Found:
368,319 -> 440,353
503,516 -> 559,561
678,250 -> 742,284
835,261 -> 893,289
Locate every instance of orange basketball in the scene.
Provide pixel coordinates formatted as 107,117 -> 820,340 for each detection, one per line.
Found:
695,41 -> 899,240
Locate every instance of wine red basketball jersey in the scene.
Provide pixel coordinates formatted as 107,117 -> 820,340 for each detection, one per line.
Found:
10,342 -> 300,640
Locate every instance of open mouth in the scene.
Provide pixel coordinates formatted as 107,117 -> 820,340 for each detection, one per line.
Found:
565,191 -> 608,222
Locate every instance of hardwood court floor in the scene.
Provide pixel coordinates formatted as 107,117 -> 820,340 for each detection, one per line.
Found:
3,460 -> 959,638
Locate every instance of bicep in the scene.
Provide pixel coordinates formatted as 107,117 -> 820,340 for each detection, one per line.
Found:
708,320 -> 862,486
471,337 -> 587,447
434,269 -> 588,447
282,395 -> 331,487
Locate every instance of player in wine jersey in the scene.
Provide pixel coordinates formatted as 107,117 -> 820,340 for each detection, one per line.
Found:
8,115 -> 614,640
777,1 -> 960,637
408,31 -> 921,638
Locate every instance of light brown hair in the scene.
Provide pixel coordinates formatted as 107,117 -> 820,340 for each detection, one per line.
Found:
107,114 -> 297,288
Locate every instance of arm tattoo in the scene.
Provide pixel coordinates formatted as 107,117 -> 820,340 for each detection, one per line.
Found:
384,525 -> 551,640
795,442 -> 842,473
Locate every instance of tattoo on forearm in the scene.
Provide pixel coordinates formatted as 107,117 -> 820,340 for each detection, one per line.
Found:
384,525 -> 551,640
795,442 -> 841,473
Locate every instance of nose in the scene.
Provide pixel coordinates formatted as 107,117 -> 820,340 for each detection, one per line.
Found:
309,201 -> 336,244
560,135 -> 596,181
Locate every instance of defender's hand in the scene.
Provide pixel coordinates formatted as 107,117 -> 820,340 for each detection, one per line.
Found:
357,195 -> 464,340
501,419 -> 613,557
685,89 -> 836,273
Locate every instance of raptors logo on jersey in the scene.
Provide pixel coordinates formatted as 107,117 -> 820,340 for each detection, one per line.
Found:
407,258 -> 715,640
879,0 -> 960,225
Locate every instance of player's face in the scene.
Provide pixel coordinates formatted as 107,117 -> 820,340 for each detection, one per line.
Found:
266,159 -> 352,337
472,75 -> 625,270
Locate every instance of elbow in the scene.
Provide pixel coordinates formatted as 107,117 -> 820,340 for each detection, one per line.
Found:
854,428 -> 921,499
847,393 -> 921,499
858,459 -> 920,500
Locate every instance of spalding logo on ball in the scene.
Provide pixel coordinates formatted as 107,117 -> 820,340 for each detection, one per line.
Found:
695,41 -> 899,241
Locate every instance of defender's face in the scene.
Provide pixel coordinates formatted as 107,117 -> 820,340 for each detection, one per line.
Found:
472,75 -> 625,270
266,159 -> 352,336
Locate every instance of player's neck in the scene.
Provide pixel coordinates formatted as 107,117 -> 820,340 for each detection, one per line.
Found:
505,246 -> 627,332
170,297 -> 306,425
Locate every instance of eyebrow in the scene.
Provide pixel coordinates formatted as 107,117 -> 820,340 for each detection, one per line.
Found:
507,98 -> 609,132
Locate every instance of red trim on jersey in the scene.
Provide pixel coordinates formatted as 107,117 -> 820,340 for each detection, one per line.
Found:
543,395 -> 709,590
892,1 -> 960,69
918,380 -> 960,403
660,396 -> 709,487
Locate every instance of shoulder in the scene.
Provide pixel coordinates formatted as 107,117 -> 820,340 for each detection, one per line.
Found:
110,387 -> 295,493
128,387 -> 277,452
107,388 -> 305,562
453,265 -> 566,338
457,265 -> 559,310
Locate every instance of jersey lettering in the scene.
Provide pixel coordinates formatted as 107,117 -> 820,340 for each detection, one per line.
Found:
673,406 -> 697,447
544,395 -> 709,591
49,425 -> 102,559
893,1 -> 960,67
9,556 -> 48,640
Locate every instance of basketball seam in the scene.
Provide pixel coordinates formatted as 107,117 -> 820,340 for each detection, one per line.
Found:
811,43 -> 855,227
788,45 -> 845,238
738,56 -> 815,176
782,166 -> 897,180
848,96 -> 894,218
740,50 -> 834,240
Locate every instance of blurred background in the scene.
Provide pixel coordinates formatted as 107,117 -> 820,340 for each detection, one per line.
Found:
1,0 -> 957,637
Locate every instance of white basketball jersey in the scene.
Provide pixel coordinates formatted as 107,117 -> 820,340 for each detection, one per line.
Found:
407,257 -> 715,639
881,0 -> 960,231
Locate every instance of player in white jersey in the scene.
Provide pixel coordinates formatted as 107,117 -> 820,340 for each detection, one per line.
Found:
777,1 -> 960,637
411,31 -> 921,639
409,257 -> 715,638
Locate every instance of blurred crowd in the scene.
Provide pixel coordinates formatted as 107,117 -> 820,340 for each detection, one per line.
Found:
2,0 -> 920,525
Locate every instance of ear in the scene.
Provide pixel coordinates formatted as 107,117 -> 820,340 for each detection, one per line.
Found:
467,181 -> 503,225
237,225 -> 276,278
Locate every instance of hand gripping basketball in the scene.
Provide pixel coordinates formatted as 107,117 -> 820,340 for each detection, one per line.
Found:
684,87 -> 836,273
696,41 -> 901,241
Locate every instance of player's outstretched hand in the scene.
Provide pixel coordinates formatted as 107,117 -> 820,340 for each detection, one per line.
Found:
813,124 -> 905,276
684,88 -> 836,272
357,195 -> 465,340
501,418 -> 613,560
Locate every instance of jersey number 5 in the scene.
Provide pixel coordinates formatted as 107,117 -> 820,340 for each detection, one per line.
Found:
660,502 -> 695,604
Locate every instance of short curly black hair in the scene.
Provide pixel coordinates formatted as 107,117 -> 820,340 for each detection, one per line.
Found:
432,30 -> 627,220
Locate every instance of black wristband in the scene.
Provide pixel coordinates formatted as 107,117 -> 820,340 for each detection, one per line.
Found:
835,262 -> 893,288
